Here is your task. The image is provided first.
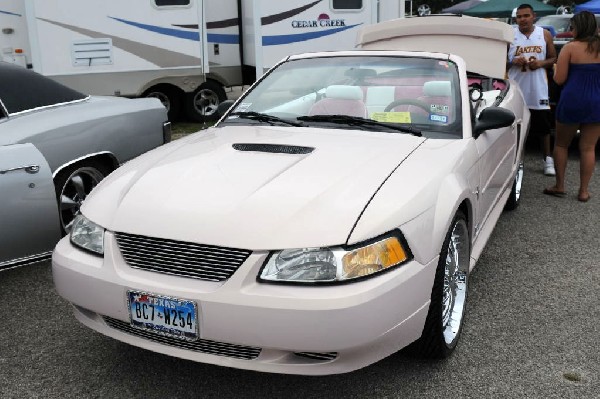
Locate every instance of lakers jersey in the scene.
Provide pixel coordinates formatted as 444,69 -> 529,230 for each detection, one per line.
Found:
508,26 -> 550,110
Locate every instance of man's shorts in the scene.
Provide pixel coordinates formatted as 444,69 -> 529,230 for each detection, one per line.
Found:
529,109 -> 551,137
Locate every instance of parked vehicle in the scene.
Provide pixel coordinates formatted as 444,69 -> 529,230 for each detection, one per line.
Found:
536,14 -> 600,52
0,61 -> 170,271
52,15 -> 529,375
0,0 -> 404,121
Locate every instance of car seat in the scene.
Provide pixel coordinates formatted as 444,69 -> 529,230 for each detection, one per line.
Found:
308,85 -> 368,117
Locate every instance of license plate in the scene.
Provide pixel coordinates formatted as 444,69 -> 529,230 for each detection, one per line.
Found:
127,291 -> 198,341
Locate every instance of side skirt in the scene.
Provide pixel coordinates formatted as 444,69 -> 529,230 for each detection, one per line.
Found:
469,184 -> 512,271
0,251 -> 53,272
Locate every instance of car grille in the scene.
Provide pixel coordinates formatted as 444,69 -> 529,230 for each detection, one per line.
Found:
114,232 -> 251,281
103,317 -> 261,360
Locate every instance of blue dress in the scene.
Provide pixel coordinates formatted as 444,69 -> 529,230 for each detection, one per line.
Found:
556,63 -> 600,124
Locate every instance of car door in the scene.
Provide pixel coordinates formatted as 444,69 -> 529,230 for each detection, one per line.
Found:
0,143 -> 61,270
474,122 -> 517,229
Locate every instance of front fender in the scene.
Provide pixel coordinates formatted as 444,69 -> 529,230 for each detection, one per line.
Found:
348,139 -> 478,265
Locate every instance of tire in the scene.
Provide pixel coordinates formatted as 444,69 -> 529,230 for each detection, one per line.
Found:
144,85 -> 182,122
54,161 -> 111,234
413,210 -> 470,358
185,80 -> 227,122
505,161 -> 524,211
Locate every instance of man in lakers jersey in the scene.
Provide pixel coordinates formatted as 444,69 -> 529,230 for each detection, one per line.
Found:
507,4 -> 557,175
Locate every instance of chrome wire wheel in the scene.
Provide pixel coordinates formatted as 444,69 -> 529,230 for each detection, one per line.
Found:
505,160 -> 524,211
58,166 -> 105,233
514,161 -> 524,202
413,211 -> 470,358
441,217 -> 470,347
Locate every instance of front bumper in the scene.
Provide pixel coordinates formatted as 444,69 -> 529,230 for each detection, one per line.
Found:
52,232 -> 437,375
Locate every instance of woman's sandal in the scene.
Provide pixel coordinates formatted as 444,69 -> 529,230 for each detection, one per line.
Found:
543,187 -> 567,198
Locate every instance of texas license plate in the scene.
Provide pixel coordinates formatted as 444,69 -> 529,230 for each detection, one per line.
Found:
127,291 -> 198,341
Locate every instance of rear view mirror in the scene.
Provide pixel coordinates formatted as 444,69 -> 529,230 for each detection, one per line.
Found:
474,107 -> 515,137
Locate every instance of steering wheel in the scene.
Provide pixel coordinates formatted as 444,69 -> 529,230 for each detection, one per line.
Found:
384,99 -> 430,113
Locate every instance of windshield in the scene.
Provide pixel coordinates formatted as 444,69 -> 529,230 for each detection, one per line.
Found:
536,16 -> 571,34
219,55 -> 462,138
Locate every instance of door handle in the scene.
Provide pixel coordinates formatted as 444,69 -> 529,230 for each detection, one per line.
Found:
0,164 -> 40,174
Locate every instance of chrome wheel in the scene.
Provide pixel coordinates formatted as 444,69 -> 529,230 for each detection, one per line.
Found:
514,161 -> 524,202
441,217 -> 469,347
505,160 -> 524,211
58,166 -> 105,233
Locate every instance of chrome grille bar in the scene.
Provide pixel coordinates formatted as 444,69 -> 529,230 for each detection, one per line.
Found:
104,317 -> 261,360
115,232 -> 251,281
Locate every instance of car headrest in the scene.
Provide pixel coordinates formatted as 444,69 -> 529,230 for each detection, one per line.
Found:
423,81 -> 452,97
325,85 -> 364,100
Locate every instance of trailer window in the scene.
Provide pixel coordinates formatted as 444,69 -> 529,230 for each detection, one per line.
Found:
154,0 -> 190,7
332,0 -> 363,10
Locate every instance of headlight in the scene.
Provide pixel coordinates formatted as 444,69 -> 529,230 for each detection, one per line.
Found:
70,215 -> 105,255
259,234 -> 411,284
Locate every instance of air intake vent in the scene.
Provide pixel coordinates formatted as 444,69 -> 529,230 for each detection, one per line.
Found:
103,317 -> 261,360
72,38 -> 113,66
232,143 -> 314,154
294,352 -> 338,361
114,232 -> 251,281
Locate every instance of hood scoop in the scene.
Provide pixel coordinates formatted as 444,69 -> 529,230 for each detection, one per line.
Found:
232,143 -> 314,154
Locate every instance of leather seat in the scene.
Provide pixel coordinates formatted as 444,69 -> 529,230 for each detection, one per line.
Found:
309,85 -> 367,117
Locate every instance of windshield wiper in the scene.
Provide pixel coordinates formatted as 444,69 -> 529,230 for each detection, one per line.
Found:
297,114 -> 422,136
229,111 -> 305,127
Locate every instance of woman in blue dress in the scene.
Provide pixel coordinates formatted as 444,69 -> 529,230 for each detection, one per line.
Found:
544,11 -> 600,202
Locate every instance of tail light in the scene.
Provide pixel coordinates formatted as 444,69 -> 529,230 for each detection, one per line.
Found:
555,32 -> 573,40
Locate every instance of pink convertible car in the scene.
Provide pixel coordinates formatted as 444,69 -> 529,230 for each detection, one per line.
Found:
53,16 -> 529,375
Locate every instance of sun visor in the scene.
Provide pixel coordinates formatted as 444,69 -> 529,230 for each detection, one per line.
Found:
356,15 -> 514,79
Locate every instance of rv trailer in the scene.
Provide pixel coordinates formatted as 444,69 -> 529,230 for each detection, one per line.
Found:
1,0 -> 404,121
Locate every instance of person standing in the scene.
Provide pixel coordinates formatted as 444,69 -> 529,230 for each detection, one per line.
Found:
544,11 -> 600,202
507,4 -> 557,175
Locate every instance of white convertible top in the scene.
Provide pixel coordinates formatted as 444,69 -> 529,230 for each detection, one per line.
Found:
356,15 -> 514,79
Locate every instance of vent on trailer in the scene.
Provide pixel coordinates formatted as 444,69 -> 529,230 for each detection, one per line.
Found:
71,38 -> 113,66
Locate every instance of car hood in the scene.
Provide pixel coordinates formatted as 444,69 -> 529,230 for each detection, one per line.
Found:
83,125 -> 426,250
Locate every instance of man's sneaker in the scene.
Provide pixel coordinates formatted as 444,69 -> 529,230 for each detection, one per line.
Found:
544,156 -> 556,176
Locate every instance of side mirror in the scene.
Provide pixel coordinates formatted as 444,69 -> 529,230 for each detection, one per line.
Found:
474,107 -> 515,138
217,100 -> 235,117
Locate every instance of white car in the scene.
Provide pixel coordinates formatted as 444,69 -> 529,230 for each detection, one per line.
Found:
52,16 -> 530,375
